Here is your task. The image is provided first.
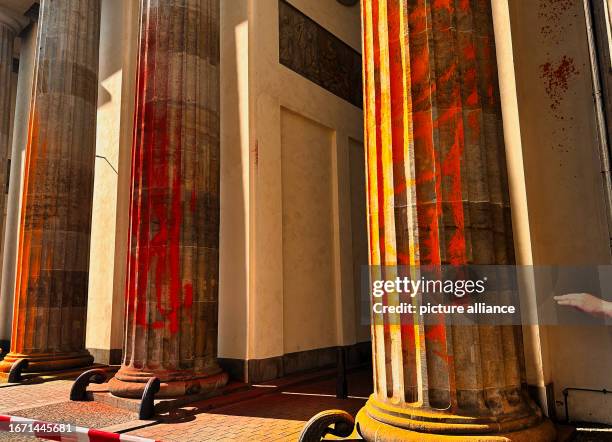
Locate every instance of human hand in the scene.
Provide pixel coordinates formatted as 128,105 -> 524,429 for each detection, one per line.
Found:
553,293 -> 612,318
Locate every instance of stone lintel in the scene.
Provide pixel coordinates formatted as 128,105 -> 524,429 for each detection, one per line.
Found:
0,6 -> 29,35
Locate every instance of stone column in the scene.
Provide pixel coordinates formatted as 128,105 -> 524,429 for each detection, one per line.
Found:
0,11 -> 17,220
0,0 -> 101,374
356,1 -> 554,440
0,7 -> 27,353
108,0 -> 228,398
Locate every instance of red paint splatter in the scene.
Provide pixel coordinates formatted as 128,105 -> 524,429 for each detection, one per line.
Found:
433,0 -> 453,12
539,0 -> 574,41
184,283 -> 193,309
539,56 -> 579,110
365,1 -> 506,385
463,43 -> 476,62
126,20 -> 193,335
408,1 -> 428,35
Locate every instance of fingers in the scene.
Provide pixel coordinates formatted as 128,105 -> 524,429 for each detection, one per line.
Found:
554,293 -> 606,317
555,299 -> 580,307
554,294 -> 588,309
553,293 -> 589,301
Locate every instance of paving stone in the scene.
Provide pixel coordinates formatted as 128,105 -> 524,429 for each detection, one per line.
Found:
6,401 -> 137,429
0,369 -> 371,441
125,373 -> 368,441
0,380 -> 73,414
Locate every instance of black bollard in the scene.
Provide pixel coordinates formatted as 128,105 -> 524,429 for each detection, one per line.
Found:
7,358 -> 28,383
139,377 -> 161,420
70,369 -> 108,401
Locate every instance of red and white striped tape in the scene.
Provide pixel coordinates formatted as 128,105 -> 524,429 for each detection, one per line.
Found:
0,414 -> 161,441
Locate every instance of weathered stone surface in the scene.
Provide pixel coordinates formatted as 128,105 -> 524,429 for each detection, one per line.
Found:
0,10 -> 29,348
356,1 -> 554,440
0,23 -> 15,211
0,0 -> 101,374
108,0 -> 227,399
278,0 -> 363,108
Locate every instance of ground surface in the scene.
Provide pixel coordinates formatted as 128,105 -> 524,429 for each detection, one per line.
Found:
0,368 -> 371,441
0,368 -> 610,441
123,371 -> 371,442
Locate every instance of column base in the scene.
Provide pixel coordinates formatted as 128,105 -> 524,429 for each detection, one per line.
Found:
108,365 -> 229,399
356,396 -> 556,442
0,350 -> 94,373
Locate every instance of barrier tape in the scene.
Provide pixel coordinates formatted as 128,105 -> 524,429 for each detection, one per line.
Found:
0,414 -> 161,441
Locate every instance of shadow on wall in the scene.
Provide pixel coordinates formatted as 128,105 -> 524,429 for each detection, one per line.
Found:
217,8 -> 249,362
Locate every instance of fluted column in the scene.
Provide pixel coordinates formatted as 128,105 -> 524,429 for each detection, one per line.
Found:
356,1 -> 554,440
108,0 -> 227,398
0,0 -> 101,374
0,13 -> 16,218
0,7 -> 27,352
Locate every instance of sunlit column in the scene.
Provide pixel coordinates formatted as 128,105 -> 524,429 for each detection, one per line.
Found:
0,6 -> 28,352
108,0 -> 228,398
0,0 -> 101,373
356,1 -> 555,440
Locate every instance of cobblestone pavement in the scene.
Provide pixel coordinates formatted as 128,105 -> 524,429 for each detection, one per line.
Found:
0,380 -> 138,441
0,432 -> 37,441
7,401 -> 137,429
124,371 -> 372,442
0,370 -> 370,441
0,370 -> 609,441
126,382 -> 367,441
0,380 -> 73,414
0,381 -> 73,442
